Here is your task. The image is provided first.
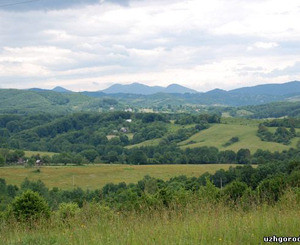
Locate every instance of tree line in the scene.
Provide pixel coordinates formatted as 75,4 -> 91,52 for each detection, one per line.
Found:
0,159 -> 299,221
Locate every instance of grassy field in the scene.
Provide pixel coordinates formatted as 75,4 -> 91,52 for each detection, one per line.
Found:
126,118 -> 299,152
126,138 -> 162,148
0,164 -> 236,190
178,124 -> 300,152
1,195 -> 299,245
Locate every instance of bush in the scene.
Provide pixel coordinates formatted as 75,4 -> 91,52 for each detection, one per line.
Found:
257,175 -> 287,203
58,202 -> 80,220
222,181 -> 248,202
11,190 -> 50,222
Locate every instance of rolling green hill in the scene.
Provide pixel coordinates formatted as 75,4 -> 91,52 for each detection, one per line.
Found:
128,118 -> 300,153
0,89 -> 122,114
178,124 -> 299,153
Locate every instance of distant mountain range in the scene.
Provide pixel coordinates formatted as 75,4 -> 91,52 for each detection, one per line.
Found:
0,80 -> 300,115
28,81 -> 300,97
30,86 -> 72,93
101,83 -> 198,94
16,80 -> 300,107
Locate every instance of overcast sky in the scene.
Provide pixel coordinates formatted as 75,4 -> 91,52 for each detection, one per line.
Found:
0,0 -> 299,92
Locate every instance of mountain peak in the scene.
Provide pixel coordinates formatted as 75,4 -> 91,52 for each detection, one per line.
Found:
52,86 -> 72,93
164,84 -> 197,93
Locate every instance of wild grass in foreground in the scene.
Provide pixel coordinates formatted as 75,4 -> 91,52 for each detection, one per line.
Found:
1,191 -> 299,245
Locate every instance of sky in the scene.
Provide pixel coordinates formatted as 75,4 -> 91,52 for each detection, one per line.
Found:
0,0 -> 299,92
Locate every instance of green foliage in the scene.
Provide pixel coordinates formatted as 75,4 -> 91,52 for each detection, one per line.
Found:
257,175 -> 287,203
223,137 -> 239,147
257,124 -> 296,145
175,114 -> 220,125
58,202 -> 80,220
198,177 -> 219,203
11,190 -> 50,221
0,154 -> 5,166
0,89 -> 124,115
80,149 -> 98,163
236,148 -> 251,164
244,101 -> 300,118
263,118 -> 300,128
222,181 -> 248,202
128,149 -> 147,165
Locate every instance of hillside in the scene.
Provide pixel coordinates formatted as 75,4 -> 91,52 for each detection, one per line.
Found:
0,89 -> 122,114
230,81 -> 300,95
239,101 -> 300,118
178,123 -> 300,152
128,118 -> 300,153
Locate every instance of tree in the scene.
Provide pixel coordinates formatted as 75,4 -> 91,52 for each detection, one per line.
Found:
11,190 -> 50,221
128,150 -> 147,165
257,175 -> 286,203
41,155 -> 51,164
107,151 -> 118,163
237,148 -> 251,164
80,149 -> 98,163
0,154 -> 5,166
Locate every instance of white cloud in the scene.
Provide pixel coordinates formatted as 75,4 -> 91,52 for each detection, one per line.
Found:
247,42 -> 279,51
0,0 -> 299,91
253,42 -> 279,49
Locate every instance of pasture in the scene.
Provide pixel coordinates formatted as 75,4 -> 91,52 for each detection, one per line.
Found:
0,164 -> 236,190
127,117 -> 300,152
178,123 -> 300,152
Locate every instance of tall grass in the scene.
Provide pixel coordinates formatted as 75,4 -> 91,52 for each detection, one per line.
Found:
1,190 -> 299,245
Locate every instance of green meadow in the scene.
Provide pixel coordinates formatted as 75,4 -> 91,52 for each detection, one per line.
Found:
179,123 -> 299,152
128,117 -> 300,153
0,164 -> 237,190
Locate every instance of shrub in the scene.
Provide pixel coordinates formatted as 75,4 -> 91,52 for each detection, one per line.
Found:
287,170 -> 300,187
198,177 -> 220,203
11,190 -> 50,222
58,202 -> 80,220
257,175 -> 287,203
222,181 -> 248,202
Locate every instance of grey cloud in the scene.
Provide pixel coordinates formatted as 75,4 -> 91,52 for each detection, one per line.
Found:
0,0 -> 299,90
265,62 -> 300,77
0,0 -> 130,11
